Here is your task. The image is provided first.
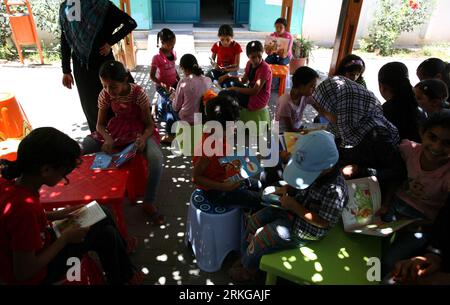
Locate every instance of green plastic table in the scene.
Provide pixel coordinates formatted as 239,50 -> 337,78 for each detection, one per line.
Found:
259,223 -> 382,285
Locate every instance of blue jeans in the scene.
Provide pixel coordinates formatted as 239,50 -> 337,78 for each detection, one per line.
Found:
265,54 -> 290,66
156,86 -> 179,134
241,207 -> 308,269
82,136 -> 164,203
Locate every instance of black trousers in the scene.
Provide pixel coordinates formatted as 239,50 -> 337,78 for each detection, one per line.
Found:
73,54 -> 114,132
43,206 -> 135,285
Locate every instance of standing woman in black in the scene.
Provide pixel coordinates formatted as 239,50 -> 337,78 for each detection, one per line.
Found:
59,0 -> 137,132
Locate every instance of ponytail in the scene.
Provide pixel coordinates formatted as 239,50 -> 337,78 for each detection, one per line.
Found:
379,62 -> 417,108
192,65 -> 204,76
180,54 -> 203,76
157,28 -> 176,48
0,159 -> 21,180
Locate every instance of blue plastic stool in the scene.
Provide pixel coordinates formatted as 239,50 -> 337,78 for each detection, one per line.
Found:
185,189 -> 244,272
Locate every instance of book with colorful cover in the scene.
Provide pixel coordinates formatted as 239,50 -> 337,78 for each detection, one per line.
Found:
52,201 -> 107,238
281,132 -> 302,153
342,176 -> 418,237
264,35 -> 290,58
281,125 -> 329,153
91,142 -> 137,170
219,155 -> 262,182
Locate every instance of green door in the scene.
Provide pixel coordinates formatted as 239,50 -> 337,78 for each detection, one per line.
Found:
152,0 -> 200,23
234,0 -> 250,24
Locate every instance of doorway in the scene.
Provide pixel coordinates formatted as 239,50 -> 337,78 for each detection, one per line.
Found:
199,0 -> 234,25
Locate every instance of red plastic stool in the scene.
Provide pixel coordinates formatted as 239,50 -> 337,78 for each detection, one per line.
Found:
122,153 -> 148,203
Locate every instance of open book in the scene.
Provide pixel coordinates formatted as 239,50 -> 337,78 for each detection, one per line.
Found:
281,125 -> 329,153
91,142 -> 137,170
342,176 -> 417,237
219,155 -> 262,182
264,35 -> 290,58
281,132 -> 302,153
52,201 -> 107,238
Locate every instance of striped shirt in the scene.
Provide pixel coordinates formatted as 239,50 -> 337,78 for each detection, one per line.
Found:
98,83 -> 149,110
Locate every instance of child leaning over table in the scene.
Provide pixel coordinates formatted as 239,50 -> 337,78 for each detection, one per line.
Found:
229,130 -> 349,282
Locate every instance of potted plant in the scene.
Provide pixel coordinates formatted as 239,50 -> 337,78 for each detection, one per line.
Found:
290,35 -> 314,74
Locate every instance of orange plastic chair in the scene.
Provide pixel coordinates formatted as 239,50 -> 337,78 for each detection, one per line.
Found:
0,92 -> 32,141
270,64 -> 289,97
0,139 -> 20,161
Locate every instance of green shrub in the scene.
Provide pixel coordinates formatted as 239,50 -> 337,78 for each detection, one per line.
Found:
359,0 -> 434,56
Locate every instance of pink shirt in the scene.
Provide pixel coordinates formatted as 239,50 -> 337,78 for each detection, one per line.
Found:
245,60 -> 272,111
270,31 -> 293,59
275,93 -> 314,132
396,139 -> 450,220
151,49 -> 178,87
173,75 -> 212,124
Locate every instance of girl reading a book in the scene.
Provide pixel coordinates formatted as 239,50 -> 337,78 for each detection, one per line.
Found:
265,18 -> 293,66
206,24 -> 242,83
380,112 -> 450,277
192,95 -> 261,209
218,41 -> 272,110
81,60 -> 164,225
0,127 -> 142,284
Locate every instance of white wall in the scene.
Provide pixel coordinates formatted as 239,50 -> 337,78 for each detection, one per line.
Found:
302,0 -> 450,48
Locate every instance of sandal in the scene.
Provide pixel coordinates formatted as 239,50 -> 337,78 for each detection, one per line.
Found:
142,204 -> 165,226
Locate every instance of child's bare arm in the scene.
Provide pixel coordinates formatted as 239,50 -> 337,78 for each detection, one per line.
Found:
193,157 -> 240,191
224,54 -> 240,73
230,78 -> 266,96
96,108 -> 113,143
150,66 -> 160,85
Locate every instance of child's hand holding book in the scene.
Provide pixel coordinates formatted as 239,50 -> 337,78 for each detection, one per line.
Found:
101,139 -> 114,155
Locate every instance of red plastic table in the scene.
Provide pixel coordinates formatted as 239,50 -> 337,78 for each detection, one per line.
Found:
40,155 -> 130,238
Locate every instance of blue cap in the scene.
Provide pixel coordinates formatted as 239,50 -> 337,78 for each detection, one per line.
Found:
283,130 -> 339,189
